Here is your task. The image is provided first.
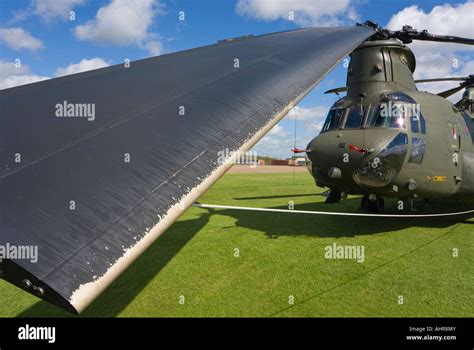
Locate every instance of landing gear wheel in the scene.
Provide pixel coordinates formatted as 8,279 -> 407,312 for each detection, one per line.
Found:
325,190 -> 342,204
375,197 -> 385,213
359,195 -> 384,214
360,195 -> 369,212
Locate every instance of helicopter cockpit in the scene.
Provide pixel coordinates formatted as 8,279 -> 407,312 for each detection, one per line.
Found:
320,92 -> 426,134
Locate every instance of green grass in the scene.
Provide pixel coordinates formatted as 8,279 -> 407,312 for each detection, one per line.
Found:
1,172 -> 474,317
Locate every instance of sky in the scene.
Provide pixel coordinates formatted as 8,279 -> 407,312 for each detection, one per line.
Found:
0,0 -> 473,159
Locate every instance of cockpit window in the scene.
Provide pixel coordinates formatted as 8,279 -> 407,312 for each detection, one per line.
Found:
408,106 -> 425,134
366,104 -> 407,129
385,92 -> 416,103
408,137 -> 426,164
410,114 -> 419,133
420,114 -> 426,134
321,108 -> 345,132
344,107 -> 365,129
409,114 -> 426,134
382,92 -> 425,134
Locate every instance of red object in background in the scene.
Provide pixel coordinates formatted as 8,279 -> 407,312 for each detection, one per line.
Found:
291,148 -> 306,153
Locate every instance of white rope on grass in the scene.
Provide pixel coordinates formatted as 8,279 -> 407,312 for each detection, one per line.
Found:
193,203 -> 474,218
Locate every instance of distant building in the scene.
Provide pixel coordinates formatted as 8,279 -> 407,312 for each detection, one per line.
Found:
295,157 -> 306,166
270,159 -> 288,166
288,157 -> 306,166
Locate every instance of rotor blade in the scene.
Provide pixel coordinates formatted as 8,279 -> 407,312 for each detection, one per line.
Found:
415,77 -> 466,83
324,86 -> 348,94
0,25 -> 374,314
362,21 -> 474,46
411,33 -> 474,45
438,85 -> 465,98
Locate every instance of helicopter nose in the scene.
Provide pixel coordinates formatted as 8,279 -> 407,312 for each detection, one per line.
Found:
353,132 -> 409,187
306,131 -> 408,188
306,136 -> 362,186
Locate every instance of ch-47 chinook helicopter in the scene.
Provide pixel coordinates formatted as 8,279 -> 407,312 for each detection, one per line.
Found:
298,21 -> 474,213
1,20 -> 474,314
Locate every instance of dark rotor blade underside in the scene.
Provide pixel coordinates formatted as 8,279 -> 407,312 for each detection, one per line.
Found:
438,85 -> 465,98
0,25 -> 374,313
415,77 -> 466,83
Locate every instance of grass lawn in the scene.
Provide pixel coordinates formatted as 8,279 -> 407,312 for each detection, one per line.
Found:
1,172 -> 473,317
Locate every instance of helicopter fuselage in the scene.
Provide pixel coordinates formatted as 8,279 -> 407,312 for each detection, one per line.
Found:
307,90 -> 474,200
306,38 -> 474,203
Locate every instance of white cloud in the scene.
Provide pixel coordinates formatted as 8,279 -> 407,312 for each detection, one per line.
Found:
253,134 -> 293,158
252,105 -> 330,158
74,0 -> 164,55
413,52 -> 458,80
295,106 -> 328,135
289,105 -> 328,121
33,0 -> 85,22
306,119 -> 325,133
235,0 -> 358,26
55,58 -> 110,77
0,60 -> 49,90
387,3 -> 474,50
0,28 -> 43,51
387,2 -> 474,102
142,39 -> 163,56
416,57 -> 473,101
0,74 -> 48,90
387,3 -> 474,60
268,124 -> 287,137
0,57 -> 111,90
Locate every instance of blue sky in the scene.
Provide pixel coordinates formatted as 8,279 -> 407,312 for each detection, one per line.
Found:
1,0 -> 473,158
